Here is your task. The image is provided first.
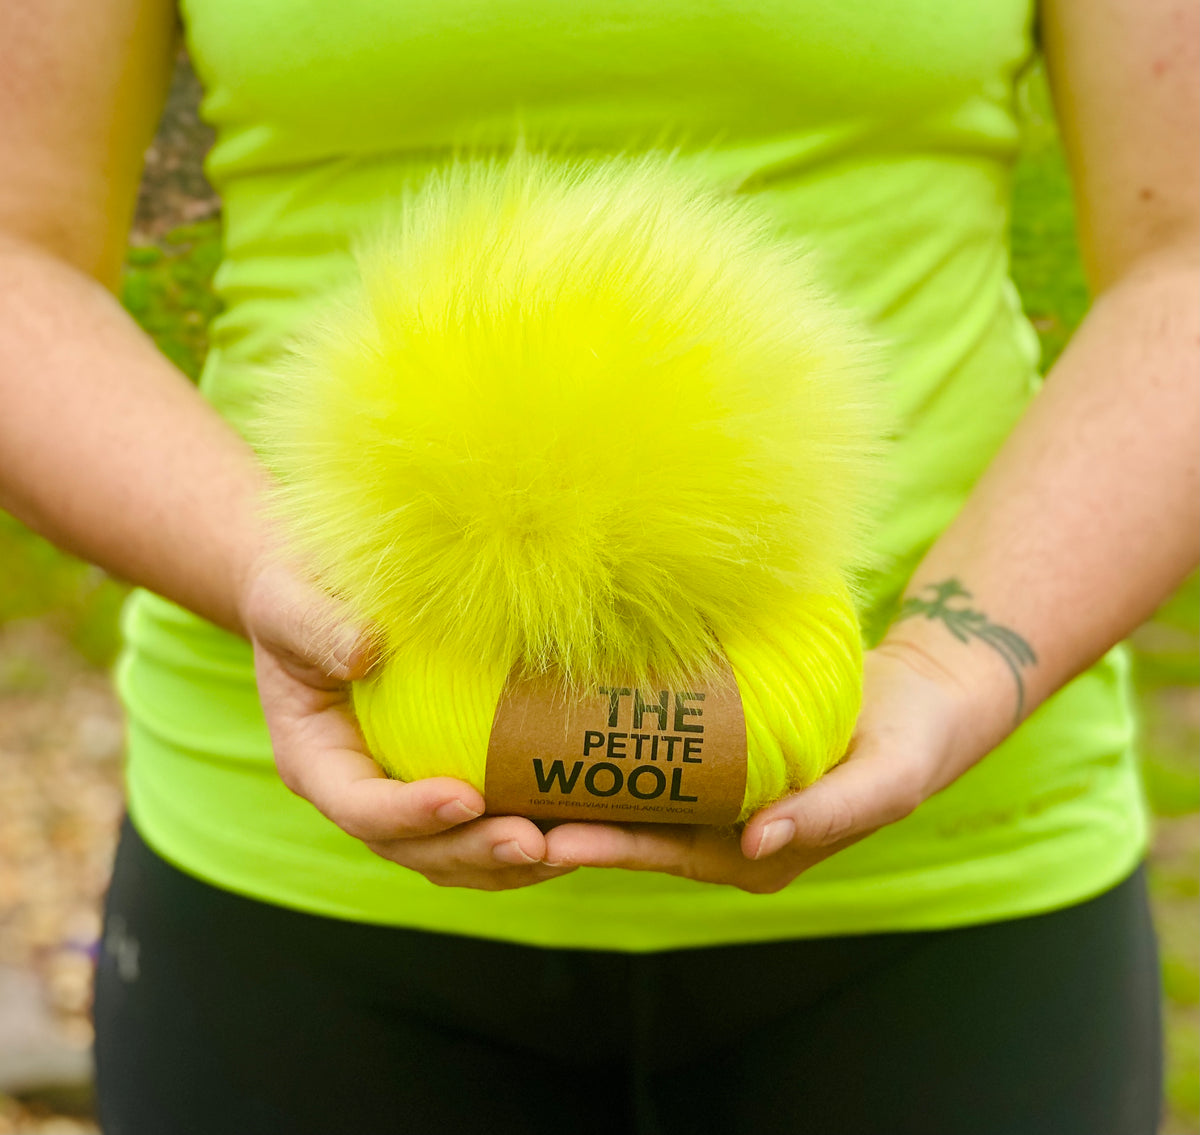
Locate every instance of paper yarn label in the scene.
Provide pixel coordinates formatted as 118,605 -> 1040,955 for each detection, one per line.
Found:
485,657 -> 747,825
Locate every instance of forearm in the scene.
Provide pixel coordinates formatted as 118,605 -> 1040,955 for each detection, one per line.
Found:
0,236 -> 268,635
883,251 -> 1199,754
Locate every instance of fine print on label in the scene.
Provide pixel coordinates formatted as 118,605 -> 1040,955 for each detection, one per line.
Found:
485,657 -> 748,825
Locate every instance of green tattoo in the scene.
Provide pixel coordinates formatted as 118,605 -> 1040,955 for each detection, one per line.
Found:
895,578 -> 1037,722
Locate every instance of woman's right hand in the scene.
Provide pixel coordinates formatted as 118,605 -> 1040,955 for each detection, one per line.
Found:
239,556 -> 574,890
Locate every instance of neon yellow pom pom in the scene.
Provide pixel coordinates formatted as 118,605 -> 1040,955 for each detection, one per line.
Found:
258,147 -> 886,818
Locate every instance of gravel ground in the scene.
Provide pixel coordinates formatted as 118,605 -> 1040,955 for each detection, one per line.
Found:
0,624 -> 121,1134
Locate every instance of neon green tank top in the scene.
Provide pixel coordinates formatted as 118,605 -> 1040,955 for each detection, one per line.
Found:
116,0 -> 1148,949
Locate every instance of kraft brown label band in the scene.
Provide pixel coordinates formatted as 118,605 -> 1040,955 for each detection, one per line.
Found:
485,657 -> 748,825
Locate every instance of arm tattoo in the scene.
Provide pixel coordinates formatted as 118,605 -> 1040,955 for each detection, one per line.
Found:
895,578 -> 1038,722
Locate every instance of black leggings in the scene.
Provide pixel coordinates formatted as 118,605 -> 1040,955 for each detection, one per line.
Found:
94,817 -> 1163,1135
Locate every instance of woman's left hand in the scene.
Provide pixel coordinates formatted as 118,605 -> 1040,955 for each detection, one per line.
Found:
540,642 -> 1010,891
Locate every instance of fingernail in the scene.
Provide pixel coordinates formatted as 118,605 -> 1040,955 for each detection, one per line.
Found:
493,840 -> 539,865
754,818 -> 796,860
435,800 -> 483,824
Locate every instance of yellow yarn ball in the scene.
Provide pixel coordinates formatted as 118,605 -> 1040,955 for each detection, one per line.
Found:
258,147 -> 885,821
354,587 -> 862,823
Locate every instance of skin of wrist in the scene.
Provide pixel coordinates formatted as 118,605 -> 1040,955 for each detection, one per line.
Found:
870,624 -> 1031,771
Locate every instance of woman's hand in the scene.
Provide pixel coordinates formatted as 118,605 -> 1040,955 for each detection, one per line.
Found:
539,642 -> 1004,891
240,556 -> 577,891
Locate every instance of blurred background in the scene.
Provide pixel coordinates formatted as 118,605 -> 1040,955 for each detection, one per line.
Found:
0,53 -> 1196,1135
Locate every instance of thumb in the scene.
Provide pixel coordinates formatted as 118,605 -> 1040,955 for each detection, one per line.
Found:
740,741 -> 926,861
